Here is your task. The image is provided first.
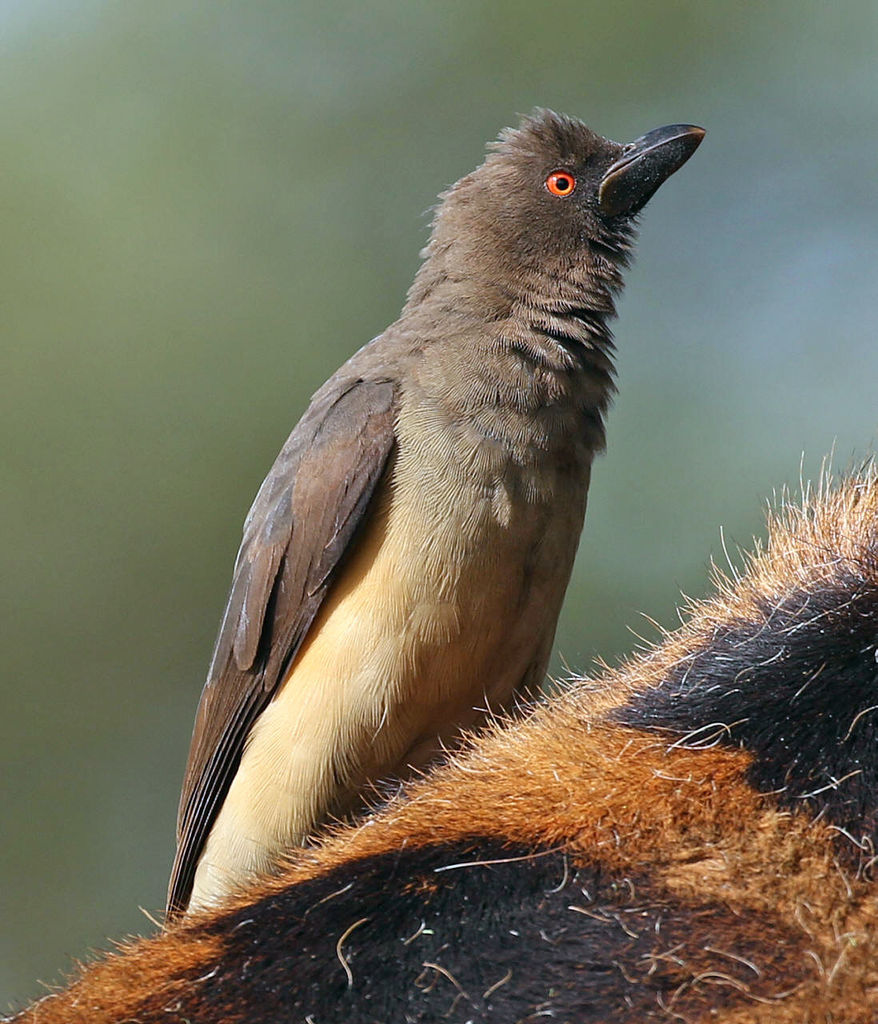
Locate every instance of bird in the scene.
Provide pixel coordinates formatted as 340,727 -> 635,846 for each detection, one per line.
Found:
166,109 -> 704,919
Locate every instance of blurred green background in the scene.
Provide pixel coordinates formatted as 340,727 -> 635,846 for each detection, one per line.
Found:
2,0 -> 877,1009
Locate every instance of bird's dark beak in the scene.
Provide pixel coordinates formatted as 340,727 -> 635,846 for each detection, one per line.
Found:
599,124 -> 705,217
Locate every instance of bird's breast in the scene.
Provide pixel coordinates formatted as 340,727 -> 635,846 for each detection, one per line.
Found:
188,385 -> 592,911
272,384 -> 594,753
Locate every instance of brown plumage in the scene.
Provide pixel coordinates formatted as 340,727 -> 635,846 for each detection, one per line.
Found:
14,465 -> 878,1022
166,110 -> 704,917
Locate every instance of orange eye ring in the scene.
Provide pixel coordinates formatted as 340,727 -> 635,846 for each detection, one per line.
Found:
545,170 -> 576,197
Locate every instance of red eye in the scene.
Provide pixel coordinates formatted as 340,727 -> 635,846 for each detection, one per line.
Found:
545,171 -> 576,197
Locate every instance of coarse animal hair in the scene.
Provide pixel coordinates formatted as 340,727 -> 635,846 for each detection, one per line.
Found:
9,462 -> 878,1023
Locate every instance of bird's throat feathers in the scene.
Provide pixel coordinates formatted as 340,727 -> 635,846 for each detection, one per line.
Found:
400,228 -> 626,463
400,213 -> 628,456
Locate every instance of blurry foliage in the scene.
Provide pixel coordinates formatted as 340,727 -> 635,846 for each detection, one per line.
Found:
1,0 -> 877,1009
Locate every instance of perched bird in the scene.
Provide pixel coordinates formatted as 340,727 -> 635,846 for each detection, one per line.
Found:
167,110 -> 704,919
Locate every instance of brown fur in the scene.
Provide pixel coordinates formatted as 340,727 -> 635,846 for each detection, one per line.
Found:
11,465 -> 878,1022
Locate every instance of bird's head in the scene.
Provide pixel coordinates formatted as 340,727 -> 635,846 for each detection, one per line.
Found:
419,109 -> 704,304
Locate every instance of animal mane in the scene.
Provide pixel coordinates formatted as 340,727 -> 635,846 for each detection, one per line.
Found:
10,462 -> 878,1023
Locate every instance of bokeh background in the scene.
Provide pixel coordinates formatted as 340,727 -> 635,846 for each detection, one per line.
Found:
2,0 -> 877,1008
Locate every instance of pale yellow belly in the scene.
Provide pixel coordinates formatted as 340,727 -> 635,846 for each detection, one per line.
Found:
189,466 -> 581,912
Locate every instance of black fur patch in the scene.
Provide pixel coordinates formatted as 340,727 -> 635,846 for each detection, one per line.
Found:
139,838 -> 803,1023
615,573 -> 878,854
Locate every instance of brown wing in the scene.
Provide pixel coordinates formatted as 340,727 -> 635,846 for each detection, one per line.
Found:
167,374 -> 397,918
